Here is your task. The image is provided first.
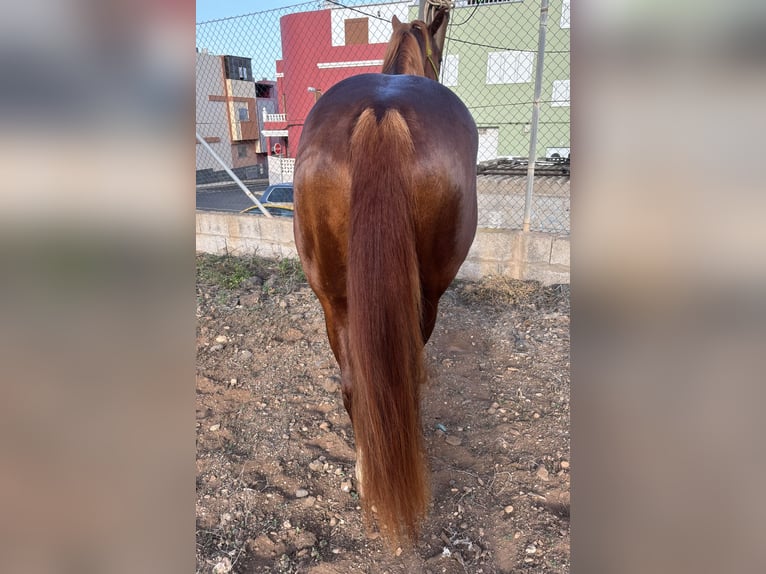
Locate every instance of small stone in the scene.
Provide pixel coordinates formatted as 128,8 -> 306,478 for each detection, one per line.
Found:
282,327 -> 302,341
240,350 -> 253,360
560,460 -> 570,469
524,557 -> 535,563
445,435 -> 463,446
210,344 -> 223,352
212,557 -> 232,574
283,520 -> 292,529
319,422 -> 330,431
295,488 -> 309,498
292,531 -> 317,550
329,517 -> 337,527
214,335 -> 227,344
229,378 -> 237,386
533,412 -> 540,419
340,481 -> 352,493
243,276 -> 263,288
331,548 -> 341,554
504,505 -> 514,514
209,424 -> 220,432
460,522 -> 468,529
309,460 -> 323,472
525,544 -> 537,554
491,402 -> 500,409
335,468 -> 343,476
395,547 -> 402,556
240,293 -> 261,306
487,407 -> 497,414
263,276 -> 277,289
302,496 -> 316,507
321,379 -> 338,393
536,465 -> 550,481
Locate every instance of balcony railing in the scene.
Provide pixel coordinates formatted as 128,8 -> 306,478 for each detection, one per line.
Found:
262,109 -> 287,123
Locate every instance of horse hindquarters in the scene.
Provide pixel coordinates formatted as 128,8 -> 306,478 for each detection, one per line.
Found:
347,108 -> 429,545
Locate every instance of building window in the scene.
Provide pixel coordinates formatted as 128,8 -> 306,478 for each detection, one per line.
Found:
441,54 -> 459,87
345,17 -> 369,45
237,144 -> 248,158
255,83 -> 273,98
551,80 -> 570,106
237,107 -> 249,121
224,56 -> 252,81
486,51 -> 535,84
561,0 -> 570,29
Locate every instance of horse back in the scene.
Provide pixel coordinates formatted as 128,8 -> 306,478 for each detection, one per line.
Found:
294,73 -> 478,297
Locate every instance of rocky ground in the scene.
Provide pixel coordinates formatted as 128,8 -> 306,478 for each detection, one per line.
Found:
196,253 -> 570,573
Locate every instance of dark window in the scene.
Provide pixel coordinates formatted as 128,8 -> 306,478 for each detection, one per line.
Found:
255,83 -> 273,98
268,186 -> 293,203
237,144 -> 248,158
237,107 -> 249,121
345,18 -> 369,45
224,56 -> 252,81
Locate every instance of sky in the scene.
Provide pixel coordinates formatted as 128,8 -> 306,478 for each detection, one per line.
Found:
196,1 -> 319,80
196,1 -> 316,23
195,0 -> 402,80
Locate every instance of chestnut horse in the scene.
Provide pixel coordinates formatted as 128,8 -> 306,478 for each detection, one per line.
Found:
293,8 -> 478,545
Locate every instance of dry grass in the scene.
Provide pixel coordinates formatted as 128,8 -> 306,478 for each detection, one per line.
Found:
454,276 -> 569,310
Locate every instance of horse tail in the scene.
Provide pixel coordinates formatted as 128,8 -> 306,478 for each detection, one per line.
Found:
347,107 -> 428,545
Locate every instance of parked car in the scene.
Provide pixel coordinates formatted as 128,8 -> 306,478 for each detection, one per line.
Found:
240,183 -> 293,217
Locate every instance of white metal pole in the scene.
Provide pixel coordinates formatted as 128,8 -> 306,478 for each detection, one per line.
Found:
523,0 -> 549,233
196,131 -> 272,218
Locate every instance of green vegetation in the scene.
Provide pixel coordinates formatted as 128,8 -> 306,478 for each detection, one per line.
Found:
196,253 -> 306,293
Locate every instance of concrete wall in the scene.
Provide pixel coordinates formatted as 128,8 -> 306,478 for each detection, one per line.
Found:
196,211 -> 569,285
460,228 -> 570,285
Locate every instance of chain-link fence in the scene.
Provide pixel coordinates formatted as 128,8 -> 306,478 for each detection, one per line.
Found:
196,0 -> 570,233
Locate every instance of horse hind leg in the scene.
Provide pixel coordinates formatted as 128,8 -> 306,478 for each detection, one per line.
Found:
355,449 -> 365,496
421,291 -> 444,345
315,298 -> 366,493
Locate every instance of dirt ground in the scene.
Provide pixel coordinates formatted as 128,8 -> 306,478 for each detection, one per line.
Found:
196,254 -> 570,574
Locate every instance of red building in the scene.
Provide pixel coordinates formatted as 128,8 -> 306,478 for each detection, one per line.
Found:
262,2 -> 412,160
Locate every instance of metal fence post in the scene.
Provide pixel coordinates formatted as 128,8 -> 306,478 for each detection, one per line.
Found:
195,132 -> 273,218
522,0 -> 549,233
